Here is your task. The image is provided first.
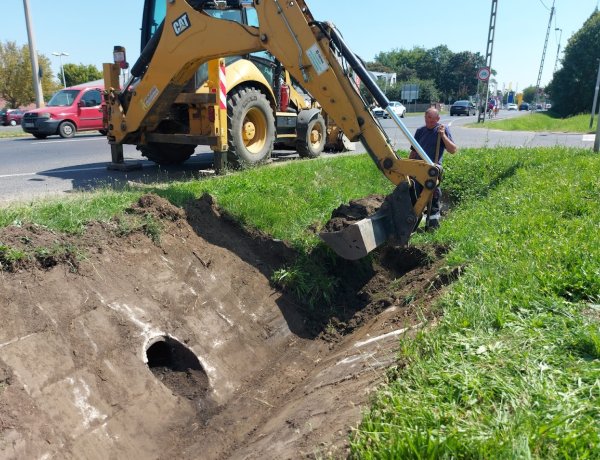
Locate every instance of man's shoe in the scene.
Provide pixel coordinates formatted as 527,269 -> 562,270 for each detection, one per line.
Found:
426,218 -> 440,231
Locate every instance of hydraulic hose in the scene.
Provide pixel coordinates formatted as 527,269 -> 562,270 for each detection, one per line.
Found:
131,21 -> 164,78
319,22 -> 433,165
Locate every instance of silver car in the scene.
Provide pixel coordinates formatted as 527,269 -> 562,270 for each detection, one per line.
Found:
372,101 -> 406,119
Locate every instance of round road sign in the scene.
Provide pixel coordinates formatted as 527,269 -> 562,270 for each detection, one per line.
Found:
477,67 -> 491,81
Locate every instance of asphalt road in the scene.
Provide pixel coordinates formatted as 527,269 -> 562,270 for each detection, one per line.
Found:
0,110 -> 595,205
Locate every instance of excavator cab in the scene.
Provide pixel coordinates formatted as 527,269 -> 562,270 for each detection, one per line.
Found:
103,0 -> 440,260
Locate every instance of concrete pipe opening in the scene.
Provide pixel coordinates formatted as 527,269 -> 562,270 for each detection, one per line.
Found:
146,336 -> 210,401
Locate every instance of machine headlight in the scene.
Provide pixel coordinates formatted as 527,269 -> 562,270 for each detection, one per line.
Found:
38,112 -> 52,119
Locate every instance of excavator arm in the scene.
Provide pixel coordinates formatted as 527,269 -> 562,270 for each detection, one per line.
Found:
103,0 -> 441,259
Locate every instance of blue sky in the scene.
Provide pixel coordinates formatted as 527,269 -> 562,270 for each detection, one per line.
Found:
3,0 -> 598,94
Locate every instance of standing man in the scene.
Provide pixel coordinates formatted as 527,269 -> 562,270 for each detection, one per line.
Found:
409,107 -> 458,229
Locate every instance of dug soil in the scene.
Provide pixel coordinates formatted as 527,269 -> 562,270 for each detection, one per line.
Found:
0,194 -> 455,459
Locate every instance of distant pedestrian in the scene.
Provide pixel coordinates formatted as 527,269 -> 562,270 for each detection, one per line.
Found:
409,107 -> 458,229
487,99 -> 495,118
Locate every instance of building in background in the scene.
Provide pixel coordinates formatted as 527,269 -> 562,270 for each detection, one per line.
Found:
370,71 -> 397,88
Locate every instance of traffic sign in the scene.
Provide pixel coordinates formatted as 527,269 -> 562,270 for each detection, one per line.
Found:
477,67 -> 491,81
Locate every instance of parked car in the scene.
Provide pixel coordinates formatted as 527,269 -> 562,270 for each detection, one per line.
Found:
507,103 -> 518,111
450,100 -> 476,116
519,102 -> 530,111
372,101 -> 406,119
21,82 -> 106,139
1,109 -> 25,126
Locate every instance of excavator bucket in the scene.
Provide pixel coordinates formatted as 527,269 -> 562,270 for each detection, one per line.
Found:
319,183 -> 418,260
319,209 -> 393,260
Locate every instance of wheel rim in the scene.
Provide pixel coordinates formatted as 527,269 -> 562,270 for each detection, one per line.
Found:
242,107 -> 267,154
309,123 -> 324,149
63,125 -> 73,136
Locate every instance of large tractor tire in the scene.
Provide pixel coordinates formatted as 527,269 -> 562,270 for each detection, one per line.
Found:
138,143 -> 195,165
227,87 -> 275,168
297,113 -> 326,158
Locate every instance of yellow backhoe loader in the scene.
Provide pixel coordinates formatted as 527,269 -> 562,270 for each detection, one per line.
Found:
103,0 -> 441,260
108,0 -> 350,168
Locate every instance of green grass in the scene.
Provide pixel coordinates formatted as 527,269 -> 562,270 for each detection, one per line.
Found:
0,189 -> 142,233
351,147 -> 600,459
471,112 -> 597,133
0,129 -> 30,138
151,155 -> 394,250
0,148 -> 598,458
0,243 -> 27,268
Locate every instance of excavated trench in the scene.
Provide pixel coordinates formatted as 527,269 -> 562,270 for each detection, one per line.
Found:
0,193 -> 457,459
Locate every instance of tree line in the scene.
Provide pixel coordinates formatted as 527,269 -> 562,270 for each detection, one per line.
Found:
366,45 -> 487,104
546,9 -> 600,117
365,8 -> 599,118
0,41 -> 102,109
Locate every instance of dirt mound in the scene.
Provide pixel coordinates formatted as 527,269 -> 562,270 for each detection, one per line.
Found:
0,194 -> 455,459
323,195 -> 385,232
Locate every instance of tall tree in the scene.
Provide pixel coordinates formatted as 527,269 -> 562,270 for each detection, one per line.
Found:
522,85 -> 537,103
375,47 -> 436,81
0,41 -> 58,107
63,63 -> 103,87
546,9 -> 600,117
441,51 -> 484,102
428,45 -> 453,98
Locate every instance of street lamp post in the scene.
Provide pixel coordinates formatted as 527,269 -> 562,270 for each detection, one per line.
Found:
23,0 -> 44,107
52,51 -> 69,88
553,28 -> 562,74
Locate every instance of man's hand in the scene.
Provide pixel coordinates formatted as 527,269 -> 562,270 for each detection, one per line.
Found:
439,123 -> 458,154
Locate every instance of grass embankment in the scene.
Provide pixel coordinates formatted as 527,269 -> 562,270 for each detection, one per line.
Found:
482,112 -> 597,133
1,148 -> 598,458
351,147 -> 600,458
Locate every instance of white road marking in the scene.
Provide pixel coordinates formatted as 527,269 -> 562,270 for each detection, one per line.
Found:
0,165 -> 113,179
31,137 -> 106,145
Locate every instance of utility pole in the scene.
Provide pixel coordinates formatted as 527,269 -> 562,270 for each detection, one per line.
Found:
535,0 -> 555,108
589,61 -> 600,130
595,64 -> 600,152
23,0 -> 44,107
595,114 -> 600,152
477,0 -> 498,123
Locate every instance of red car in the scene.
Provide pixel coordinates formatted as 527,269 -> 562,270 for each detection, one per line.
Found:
21,82 -> 105,139
1,109 -> 25,126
